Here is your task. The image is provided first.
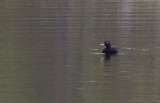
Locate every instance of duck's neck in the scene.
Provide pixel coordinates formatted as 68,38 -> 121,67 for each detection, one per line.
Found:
105,46 -> 111,49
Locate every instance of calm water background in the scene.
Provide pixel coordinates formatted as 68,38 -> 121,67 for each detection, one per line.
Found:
1,0 -> 160,103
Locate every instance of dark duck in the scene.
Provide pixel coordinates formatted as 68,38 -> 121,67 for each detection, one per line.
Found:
100,41 -> 118,54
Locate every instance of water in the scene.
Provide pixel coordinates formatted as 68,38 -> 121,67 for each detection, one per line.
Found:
1,0 -> 160,103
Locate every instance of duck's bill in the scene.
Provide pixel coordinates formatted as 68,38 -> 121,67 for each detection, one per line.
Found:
100,44 -> 105,46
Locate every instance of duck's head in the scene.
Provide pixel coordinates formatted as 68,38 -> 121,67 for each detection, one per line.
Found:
100,41 -> 111,48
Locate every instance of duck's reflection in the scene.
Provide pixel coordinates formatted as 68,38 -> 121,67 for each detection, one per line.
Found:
102,54 -> 117,61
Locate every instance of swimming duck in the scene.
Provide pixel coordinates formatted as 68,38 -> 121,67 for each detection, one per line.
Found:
100,41 -> 118,54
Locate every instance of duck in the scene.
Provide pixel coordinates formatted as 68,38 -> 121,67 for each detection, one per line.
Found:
100,41 -> 118,54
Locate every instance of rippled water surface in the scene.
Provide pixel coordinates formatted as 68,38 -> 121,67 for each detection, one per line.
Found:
1,0 -> 160,103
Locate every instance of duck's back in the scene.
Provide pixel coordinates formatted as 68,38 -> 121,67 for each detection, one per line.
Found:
102,46 -> 118,54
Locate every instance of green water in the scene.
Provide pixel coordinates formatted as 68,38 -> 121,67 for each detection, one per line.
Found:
0,0 -> 160,103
